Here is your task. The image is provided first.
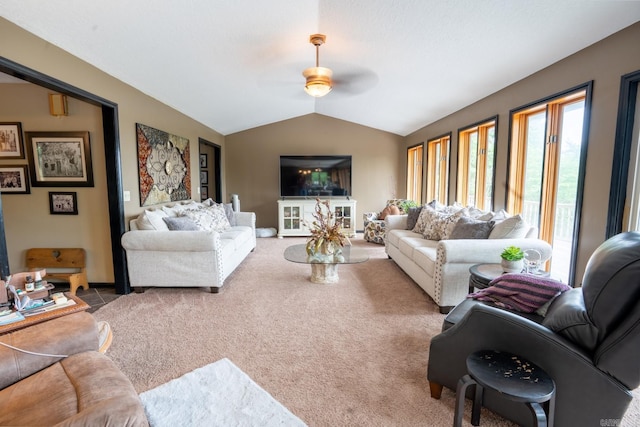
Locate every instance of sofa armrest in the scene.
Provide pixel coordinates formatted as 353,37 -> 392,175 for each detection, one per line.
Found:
384,214 -> 408,231
121,230 -> 220,252
234,211 -> 256,229
0,312 -> 98,389
437,238 -> 553,264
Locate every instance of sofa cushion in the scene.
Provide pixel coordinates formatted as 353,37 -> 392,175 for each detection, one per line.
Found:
183,205 -> 231,232
449,216 -> 495,239
412,245 -> 438,276
489,214 -> 529,239
219,226 -> 253,249
163,216 -> 199,231
398,235 -> 433,259
418,206 -> 468,240
386,229 -> 419,247
136,209 -> 169,231
542,288 -> 599,351
406,205 -> 423,230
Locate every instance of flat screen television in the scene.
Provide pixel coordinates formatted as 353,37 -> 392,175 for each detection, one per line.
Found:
280,155 -> 352,198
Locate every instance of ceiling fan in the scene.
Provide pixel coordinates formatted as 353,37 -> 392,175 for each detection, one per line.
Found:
302,34 -> 333,97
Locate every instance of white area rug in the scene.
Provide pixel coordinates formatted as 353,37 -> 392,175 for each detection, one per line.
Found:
139,358 -> 307,427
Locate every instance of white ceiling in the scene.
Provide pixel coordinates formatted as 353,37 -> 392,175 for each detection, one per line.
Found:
2,1 -> 640,136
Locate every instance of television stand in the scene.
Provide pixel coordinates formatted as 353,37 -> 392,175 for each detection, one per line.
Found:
277,199 -> 357,238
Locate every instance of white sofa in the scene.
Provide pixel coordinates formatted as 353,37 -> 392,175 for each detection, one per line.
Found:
384,212 -> 552,313
121,201 -> 256,293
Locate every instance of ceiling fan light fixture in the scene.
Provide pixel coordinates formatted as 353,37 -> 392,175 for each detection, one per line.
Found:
303,34 -> 332,98
303,66 -> 333,97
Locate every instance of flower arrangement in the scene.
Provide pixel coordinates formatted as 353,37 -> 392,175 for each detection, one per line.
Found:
304,198 -> 350,256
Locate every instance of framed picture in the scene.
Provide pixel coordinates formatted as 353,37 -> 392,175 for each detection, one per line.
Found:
0,164 -> 30,194
199,153 -> 208,168
25,131 -> 94,187
201,186 -> 208,200
200,170 -> 208,184
0,122 -> 24,159
49,191 -> 78,215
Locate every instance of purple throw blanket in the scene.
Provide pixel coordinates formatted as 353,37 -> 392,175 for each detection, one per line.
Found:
468,273 -> 571,313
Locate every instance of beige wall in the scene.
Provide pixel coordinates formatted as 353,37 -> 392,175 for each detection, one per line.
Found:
405,21 -> 640,283
0,18 -> 224,282
0,83 -> 112,279
225,113 -> 405,230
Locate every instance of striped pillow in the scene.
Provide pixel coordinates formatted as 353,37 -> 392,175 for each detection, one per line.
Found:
468,273 -> 571,313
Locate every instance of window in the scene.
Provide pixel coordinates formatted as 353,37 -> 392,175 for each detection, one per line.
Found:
407,144 -> 423,203
457,118 -> 496,210
507,85 -> 591,284
426,134 -> 450,205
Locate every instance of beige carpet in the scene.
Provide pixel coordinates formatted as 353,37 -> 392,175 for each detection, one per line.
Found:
94,236 -> 639,426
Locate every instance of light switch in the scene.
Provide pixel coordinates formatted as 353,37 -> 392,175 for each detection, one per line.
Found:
123,190 -> 131,202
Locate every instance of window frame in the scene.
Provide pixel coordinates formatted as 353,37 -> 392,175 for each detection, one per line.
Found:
456,116 -> 497,211
406,143 -> 423,203
426,133 -> 451,205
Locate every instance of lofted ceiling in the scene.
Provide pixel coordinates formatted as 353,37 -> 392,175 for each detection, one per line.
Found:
1,1 -> 640,136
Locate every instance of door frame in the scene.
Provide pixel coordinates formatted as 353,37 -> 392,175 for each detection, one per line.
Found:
607,70 -> 640,237
199,138 -> 222,202
0,56 -> 130,294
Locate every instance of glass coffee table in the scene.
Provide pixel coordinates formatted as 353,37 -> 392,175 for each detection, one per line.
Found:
284,244 -> 369,284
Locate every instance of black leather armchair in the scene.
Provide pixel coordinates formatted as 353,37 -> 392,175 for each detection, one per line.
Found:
427,231 -> 640,426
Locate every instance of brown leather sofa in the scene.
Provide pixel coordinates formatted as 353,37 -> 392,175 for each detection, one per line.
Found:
0,312 -> 148,426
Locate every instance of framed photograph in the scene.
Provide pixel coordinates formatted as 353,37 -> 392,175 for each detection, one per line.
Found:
200,170 -> 208,184
201,186 -> 208,200
0,164 -> 30,194
49,191 -> 78,215
199,153 -> 208,168
25,131 -> 94,187
0,122 -> 24,159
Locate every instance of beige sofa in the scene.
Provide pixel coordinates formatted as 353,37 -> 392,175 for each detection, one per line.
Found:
121,200 -> 256,293
0,312 -> 148,426
384,209 -> 552,313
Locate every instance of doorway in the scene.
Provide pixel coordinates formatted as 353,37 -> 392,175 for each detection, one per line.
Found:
0,56 -> 129,294
198,138 -> 221,202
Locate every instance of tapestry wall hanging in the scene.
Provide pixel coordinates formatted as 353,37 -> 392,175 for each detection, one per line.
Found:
136,123 -> 191,207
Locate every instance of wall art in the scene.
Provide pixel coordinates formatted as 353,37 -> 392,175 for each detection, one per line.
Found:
49,191 -> 78,215
0,164 -> 30,194
0,122 -> 24,159
136,123 -> 191,206
25,131 -> 94,187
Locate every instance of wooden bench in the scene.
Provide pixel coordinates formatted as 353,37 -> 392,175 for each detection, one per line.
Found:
26,248 -> 88,295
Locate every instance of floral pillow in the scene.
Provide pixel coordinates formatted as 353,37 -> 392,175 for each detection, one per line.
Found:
183,205 -> 230,232
417,206 -> 468,240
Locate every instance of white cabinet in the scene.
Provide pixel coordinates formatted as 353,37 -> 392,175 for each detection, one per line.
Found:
277,199 -> 357,238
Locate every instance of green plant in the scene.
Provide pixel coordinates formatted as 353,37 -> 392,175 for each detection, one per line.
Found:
500,246 -> 524,261
399,200 -> 419,213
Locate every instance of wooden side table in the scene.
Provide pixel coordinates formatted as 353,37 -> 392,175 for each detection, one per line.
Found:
0,293 -> 89,335
454,350 -> 556,427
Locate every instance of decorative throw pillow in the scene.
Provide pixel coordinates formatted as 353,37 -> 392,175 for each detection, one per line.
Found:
136,209 -> 169,231
406,205 -> 424,230
183,205 -> 230,232
489,214 -> 529,239
162,216 -> 199,231
379,204 -> 401,220
449,216 -> 495,239
222,203 -> 237,226
412,205 -> 434,234
418,206 -> 467,240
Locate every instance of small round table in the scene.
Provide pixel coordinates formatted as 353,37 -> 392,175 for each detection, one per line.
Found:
283,244 -> 369,284
454,350 -> 556,427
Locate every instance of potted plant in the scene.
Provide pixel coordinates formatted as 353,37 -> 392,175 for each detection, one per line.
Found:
500,245 -> 524,273
399,199 -> 419,214
303,199 -> 350,261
